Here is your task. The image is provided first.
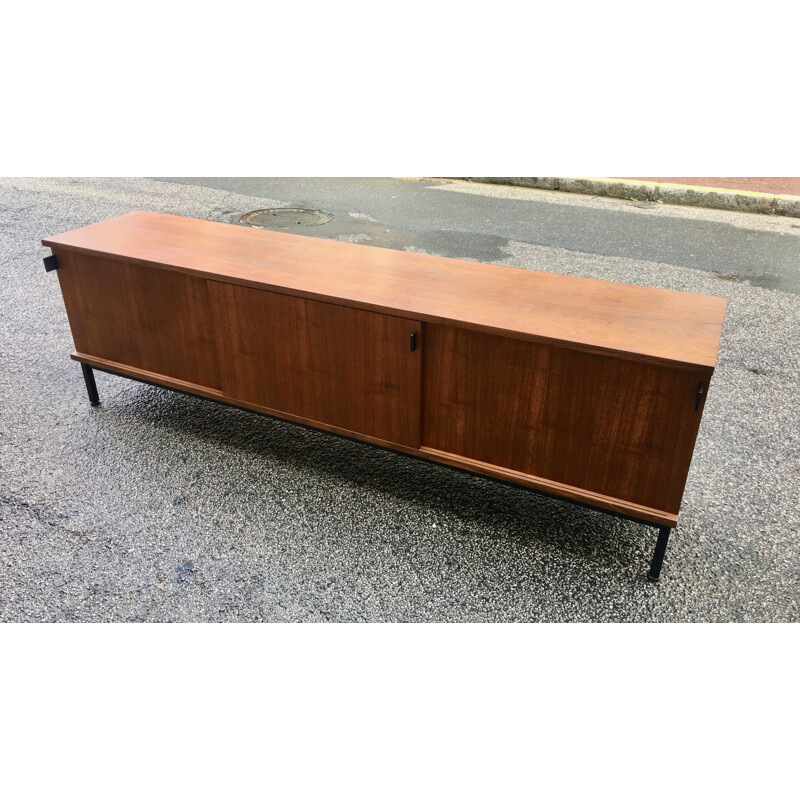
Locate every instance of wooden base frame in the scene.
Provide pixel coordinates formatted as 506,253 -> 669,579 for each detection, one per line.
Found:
79,358 -> 676,582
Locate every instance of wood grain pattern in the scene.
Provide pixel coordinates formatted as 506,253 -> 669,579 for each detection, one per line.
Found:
418,446 -> 679,527
71,351 -> 679,526
44,211 -> 728,369
56,251 -> 221,389
210,282 -> 421,447
422,324 -> 711,514
46,212 -> 728,528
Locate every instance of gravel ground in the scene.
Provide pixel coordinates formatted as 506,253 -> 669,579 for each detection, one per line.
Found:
1,177 -> 798,622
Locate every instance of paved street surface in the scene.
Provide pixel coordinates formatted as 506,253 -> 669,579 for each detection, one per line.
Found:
1,177 -> 798,622
157,177 -> 800,293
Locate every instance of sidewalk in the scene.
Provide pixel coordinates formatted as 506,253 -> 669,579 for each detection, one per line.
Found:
619,177 -> 800,196
463,177 -> 800,217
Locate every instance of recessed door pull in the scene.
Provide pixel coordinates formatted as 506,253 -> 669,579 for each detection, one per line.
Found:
695,382 -> 705,411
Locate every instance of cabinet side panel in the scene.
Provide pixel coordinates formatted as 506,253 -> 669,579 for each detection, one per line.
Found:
210,282 -> 421,448
422,324 -> 710,514
55,251 -> 221,389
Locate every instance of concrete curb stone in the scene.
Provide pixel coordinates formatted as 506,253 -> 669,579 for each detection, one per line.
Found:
460,177 -> 800,218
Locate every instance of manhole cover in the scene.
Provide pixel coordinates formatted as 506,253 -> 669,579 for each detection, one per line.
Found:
241,208 -> 333,228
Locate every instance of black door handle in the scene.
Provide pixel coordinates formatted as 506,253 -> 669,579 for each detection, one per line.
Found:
695,382 -> 705,411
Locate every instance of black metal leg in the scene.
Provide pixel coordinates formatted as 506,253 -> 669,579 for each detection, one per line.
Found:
647,525 -> 672,582
80,363 -> 100,406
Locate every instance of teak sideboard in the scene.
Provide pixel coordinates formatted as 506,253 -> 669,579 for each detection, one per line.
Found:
43,211 -> 728,580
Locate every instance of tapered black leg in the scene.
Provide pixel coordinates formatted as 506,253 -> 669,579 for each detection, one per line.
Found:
80,363 -> 100,406
647,525 -> 672,582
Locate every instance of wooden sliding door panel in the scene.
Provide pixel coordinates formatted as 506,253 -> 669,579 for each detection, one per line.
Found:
210,282 -> 421,447
55,251 -> 221,389
422,324 -> 710,514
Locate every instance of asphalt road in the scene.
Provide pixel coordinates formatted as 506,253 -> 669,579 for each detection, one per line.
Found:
157,177 -> 800,293
1,177 -> 798,622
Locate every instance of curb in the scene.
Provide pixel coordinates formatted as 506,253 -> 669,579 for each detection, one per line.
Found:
461,177 -> 800,218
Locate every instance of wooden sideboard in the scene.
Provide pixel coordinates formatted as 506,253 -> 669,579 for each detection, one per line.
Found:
43,211 -> 727,580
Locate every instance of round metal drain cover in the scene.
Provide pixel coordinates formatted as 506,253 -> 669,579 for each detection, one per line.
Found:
241,208 -> 333,228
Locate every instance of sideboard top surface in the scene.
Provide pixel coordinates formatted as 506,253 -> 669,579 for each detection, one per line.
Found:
43,211 -> 728,369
